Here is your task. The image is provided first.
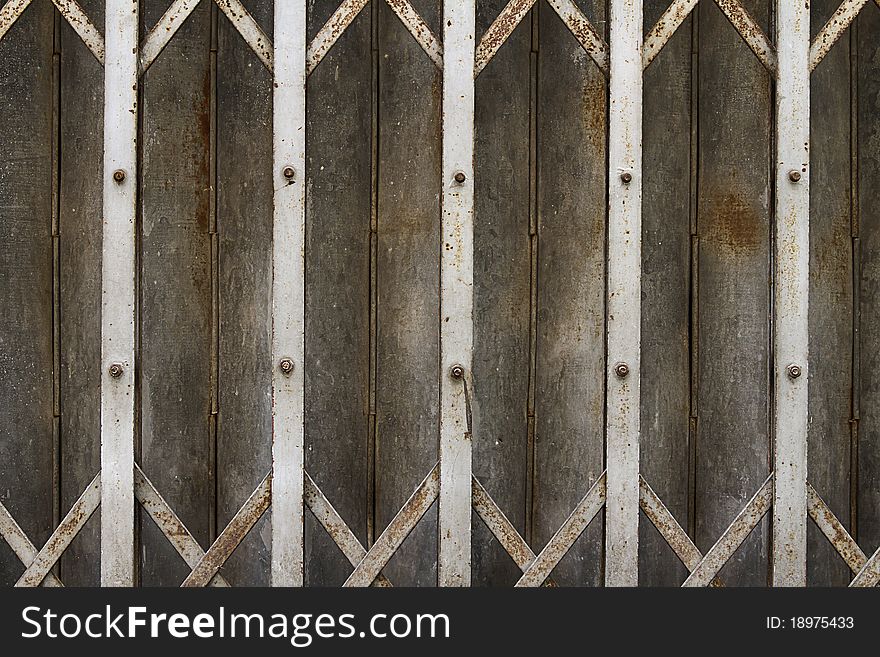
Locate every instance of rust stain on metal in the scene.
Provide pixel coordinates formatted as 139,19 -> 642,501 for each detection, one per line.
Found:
704,186 -> 763,253
713,0 -> 776,74
806,483 -> 867,575
306,0 -> 370,77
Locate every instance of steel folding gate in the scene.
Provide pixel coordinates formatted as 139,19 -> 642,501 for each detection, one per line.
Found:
1,0 -> 879,587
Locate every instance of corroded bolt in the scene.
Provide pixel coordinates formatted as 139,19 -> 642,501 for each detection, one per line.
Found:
283,166 -> 295,180
108,363 -> 124,379
620,171 -> 632,184
788,170 -> 802,183
113,169 -> 126,183
454,172 -> 467,184
787,364 -> 802,380
279,358 -> 295,376
614,362 -> 630,378
450,364 -> 465,380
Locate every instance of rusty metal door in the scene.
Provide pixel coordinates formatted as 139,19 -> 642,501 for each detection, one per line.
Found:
1,0 -> 878,587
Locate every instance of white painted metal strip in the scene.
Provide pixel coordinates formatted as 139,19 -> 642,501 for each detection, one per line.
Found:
51,0 -> 105,65
214,0 -> 273,71
270,0 -> 307,587
0,0 -> 34,43
100,0 -> 139,587
140,0 -> 204,74
604,0 -> 642,587
772,0 -> 809,588
642,0 -> 698,70
849,547 -> 880,587
809,0 -> 868,72
438,0 -> 475,588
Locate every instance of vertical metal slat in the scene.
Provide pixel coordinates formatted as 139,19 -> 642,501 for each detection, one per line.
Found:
438,0 -> 475,587
772,0 -> 810,587
270,0 -> 307,586
604,0 -> 643,587
100,0 -> 139,586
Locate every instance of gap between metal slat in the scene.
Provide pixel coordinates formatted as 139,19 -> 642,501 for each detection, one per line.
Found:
438,0 -> 475,587
181,473 -> 272,587
344,463 -> 440,587
134,465 -> 229,587
52,0 -> 104,64
16,473 -> 101,587
682,474 -> 773,587
604,0 -> 642,587
269,0 -> 306,589
514,472 -> 606,587
772,0 -> 810,587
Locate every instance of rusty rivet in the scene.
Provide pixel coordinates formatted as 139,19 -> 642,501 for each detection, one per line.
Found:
788,170 -> 802,183
787,364 -> 802,380
282,166 -> 295,180
620,171 -> 632,184
450,364 -> 465,380
108,363 -> 124,379
279,358 -> 294,376
454,172 -> 466,184
112,169 -> 126,183
614,362 -> 630,378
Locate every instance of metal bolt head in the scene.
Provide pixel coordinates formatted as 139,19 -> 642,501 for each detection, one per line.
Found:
620,172 -> 633,184
282,166 -> 295,180
788,170 -> 802,183
454,172 -> 466,184
787,364 -> 802,380
113,169 -> 126,183
108,363 -> 124,378
279,358 -> 294,376
614,362 -> 630,378
450,364 -> 465,380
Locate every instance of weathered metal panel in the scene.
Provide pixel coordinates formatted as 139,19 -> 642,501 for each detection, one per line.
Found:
471,0 -> 532,586
533,0 -> 606,587
375,0 -> 441,586
639,0 -> 693,586
100,0 -> 139,586
138,0 -> 214,587
695,0 -> 772,586
0,0 -> 55,587
303,0 -> 373,587
216,0 -> 274,586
